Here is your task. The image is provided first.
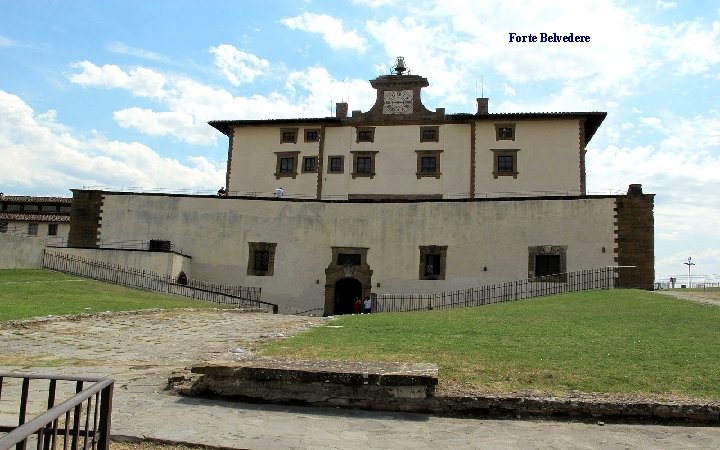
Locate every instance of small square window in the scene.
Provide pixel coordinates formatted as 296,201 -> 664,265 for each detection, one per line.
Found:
356,127 -> 375,143
356,157 -> 372,173
274,152 -> 300,179
280,128 -> 298,144
248,242 -> 277,276
495,123 -> 516,141
351,151 -> 378,178
415,150 -> 442,178
302,156 -> 318,173
419,245 -> 447,280
420,126 -> 439,142
48,223 -> 58,236
328,156 -> 344,173
305,129 -> 319,142
492,149 -> 519,178
28,223 -> 38,236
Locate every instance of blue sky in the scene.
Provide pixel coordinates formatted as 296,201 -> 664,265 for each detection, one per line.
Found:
1,0 -> 719,282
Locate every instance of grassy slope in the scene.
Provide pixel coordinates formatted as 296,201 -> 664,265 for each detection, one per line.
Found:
0,269 -> 225,321
261,289 -> 720,399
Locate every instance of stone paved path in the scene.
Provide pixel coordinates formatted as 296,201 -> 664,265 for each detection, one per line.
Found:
2,309 -> 720,449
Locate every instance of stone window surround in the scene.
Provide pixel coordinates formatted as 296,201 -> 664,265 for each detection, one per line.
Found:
528,245 -> 567,282
351,151 -> 378,179
304,128 -> 320,142
491,149 -> 520,179
327,155 -> 344,174
280,128 -> 299,144
274,151 -> 300,179
419,245 -> 448,280
495,123 -> 516,141
415,150 -> 442,179
420,126 -> 439,143
355,127 -> 376,143
247,242 -> 277,276
302,156 -> 318,173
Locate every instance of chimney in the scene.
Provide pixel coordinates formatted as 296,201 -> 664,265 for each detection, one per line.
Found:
336,102 -> 348,119
477,98 -> 489,115
627,184 -> 643,195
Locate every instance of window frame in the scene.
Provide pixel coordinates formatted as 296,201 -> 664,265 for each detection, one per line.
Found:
528,245 -> 567,282
495,123 -> 516,141
355,127 -> 376,143
280,128 -> 299,144
48,223 -> 58,236
415,150 -> 442,179
302,156 -> 318,173
420,126 -> 439,143
274,151 -> 300,179
0,222 -> 7,233
247,242 -> 277,276
491,149 -> 520,179
351,151 -> 378,179
418,245 -> 448,280
327,155 -> 344,174
28,223 -> 38,236
304,129 -> 320,142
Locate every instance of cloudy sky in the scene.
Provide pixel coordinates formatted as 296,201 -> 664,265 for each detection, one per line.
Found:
1,0 -> 718,282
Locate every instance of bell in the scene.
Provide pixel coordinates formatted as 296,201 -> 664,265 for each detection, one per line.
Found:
394,56 -> 407,75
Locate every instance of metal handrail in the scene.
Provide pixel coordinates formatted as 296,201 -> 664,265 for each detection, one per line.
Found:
0,373 -> 114,450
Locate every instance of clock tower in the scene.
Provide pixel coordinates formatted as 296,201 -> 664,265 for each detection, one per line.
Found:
363,57 -> 439,121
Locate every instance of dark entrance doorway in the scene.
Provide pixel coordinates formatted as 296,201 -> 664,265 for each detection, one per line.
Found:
333,277 -> 362,315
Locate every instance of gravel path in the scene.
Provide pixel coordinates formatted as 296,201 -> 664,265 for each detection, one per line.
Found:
2,309 -> 720,449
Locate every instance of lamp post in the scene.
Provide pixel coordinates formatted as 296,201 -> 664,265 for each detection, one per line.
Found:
683,257 -> 695,288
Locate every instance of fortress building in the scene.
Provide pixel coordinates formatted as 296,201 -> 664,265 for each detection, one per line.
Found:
67,58 -> 654,314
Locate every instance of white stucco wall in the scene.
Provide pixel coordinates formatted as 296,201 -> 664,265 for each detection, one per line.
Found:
0,234 -> 53,269
95,193 -> 617,313
227,119 -> 583,200
55,248 -> 191,278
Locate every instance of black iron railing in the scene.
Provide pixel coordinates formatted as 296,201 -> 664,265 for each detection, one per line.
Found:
0,373 -> 114,450
376,267 -> 633,313
41,250 -> 277,314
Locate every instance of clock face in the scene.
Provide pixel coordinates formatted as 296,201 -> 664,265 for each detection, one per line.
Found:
383,90 -> 413,114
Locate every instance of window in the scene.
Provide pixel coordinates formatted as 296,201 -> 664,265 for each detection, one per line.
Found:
351,151 -> 378,178
28,223 -> 38,236
59,206 -> 71,213
6,204 -> 20,212
48,223 -> 58,236
247,242 -> 277,276
304,129 -> 319,142
302,156 -> 318,173
327,155 -> 344,173
419,246 -> 447,280
0,222 -> 7,233
491,149 -> 519,179
24,204 -> 39,212
495,123 -> 516,141
420,126 -> 439,143
528,245 -> 567,282
415,150 -> 442,178
280,128 -> 298,144
356,127 -> 375,143
41,205 -> 58,212
337,253 -> 362,266
274,151 -> 300,179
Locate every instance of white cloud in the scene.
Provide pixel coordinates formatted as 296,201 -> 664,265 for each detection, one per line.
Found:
209,45 -> 269,86
105,41 -> 168,62
113,108 -> 211,145
662,20 -> 720,75
281,13 -> 367,52
656,0 -> 676,10
68,61 -> 167,99
0,90 -> 224,195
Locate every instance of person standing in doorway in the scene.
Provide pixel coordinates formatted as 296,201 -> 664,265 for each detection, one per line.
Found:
353,297 -> 362,314
363,295 -> 372,314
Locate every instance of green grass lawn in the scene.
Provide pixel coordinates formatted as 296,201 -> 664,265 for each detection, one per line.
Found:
0,269 -> 227,321
260,289 -> 720,400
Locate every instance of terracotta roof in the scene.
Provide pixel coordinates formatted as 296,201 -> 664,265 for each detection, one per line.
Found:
0,213 -> 70,222
0,195 -> 72,204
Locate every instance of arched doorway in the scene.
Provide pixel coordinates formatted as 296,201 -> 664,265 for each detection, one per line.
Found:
333,277 -> 363,315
